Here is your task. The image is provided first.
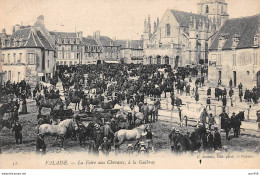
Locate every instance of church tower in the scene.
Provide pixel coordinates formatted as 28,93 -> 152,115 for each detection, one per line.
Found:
197,0 -> 229,30
143,16 -> 151,49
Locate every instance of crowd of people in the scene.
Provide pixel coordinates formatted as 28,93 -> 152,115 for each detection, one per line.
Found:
0,62 -> 259,155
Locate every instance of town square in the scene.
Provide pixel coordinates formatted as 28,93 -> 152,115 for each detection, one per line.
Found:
0,0 -> 259,160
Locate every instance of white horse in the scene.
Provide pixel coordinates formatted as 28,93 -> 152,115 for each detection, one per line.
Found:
38,118 -> 79,148
114,124 -> 149,148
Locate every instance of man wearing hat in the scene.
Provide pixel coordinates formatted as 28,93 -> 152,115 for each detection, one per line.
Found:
146,128 -> 155,153
206,129 -> 214,151
213,127 -> 222,150
93,124 -> 103,152
168,127 -> 176,153
103,122 -> 114,141
36,134 -> 46,155
12,121 -> 22,144
100,137 -> 111,156
142,102 -> 149,124
208,113 -> 215,130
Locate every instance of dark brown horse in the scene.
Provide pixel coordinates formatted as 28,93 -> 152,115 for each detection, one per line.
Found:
231,111 -> 245,138
174,126 -> 206,152
65,96 -> 82,110
220,112 -> 231,140
37,98 -> 63,114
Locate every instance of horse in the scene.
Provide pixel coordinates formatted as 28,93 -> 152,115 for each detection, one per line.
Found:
231,111 -> 245,137
0,103 -> 13,130
38,118 -> 79,148
101,99 -> 118,110
174,126 -> 206,152
219,112 -> 231,140
114,124 -> 149,149
37,98 -> 63,114
65,96 -> 81,110
37,114 -> 53,125
181,108 -> 207,126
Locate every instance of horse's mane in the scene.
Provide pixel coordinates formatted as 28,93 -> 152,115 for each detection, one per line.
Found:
59,119 -> 73,128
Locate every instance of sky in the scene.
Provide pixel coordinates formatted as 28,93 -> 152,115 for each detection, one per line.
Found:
0,0 -> 259,40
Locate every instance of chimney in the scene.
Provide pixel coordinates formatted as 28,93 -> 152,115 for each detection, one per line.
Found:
77,31 -> 83,38
36,15 -> 45,25
2,28 -> 6,35
93,30 -> 100,43
14,24 -> 21,32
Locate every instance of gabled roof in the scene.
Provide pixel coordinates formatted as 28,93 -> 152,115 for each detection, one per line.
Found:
100,36 -> 113,46
82,37 -> 98,45
114,40 -> 143,49
3,27 -> 54,51
170,9 -> 208,27
12,28 -> 31,39
209,14 -> 260,50
50,31 -> 77,38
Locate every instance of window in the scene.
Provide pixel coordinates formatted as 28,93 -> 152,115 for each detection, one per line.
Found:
28,53 -> 35,64
206,5 -> 209,13
166,24 -> 171,37
2,54 -> 4,63
8,54 -> 10,64
13,53 -> 16,64
254,53 -> 258,65
8,71 -> 11,81
18,72 -> 20,82
232,54 -> 236,66
254,36 -> 259,46
19,53 -> 22,63
47,60 -> 49,68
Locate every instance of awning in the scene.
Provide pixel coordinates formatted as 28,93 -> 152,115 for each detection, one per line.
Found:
104,61 -> 119,64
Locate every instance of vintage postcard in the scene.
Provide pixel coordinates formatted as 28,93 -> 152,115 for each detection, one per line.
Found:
0,0 -> 259,170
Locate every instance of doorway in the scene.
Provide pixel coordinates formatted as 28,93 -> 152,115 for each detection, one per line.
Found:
257,71 -> 260,88
218,71 -> 221,85
175,56 -> 179,68
233,71 -> 237,87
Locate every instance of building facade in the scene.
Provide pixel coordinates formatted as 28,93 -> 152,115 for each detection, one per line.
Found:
115,39 -> 144,64
208,15 -> 260,89
143,0 -> 229,67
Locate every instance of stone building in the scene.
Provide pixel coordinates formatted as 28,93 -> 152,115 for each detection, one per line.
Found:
143,0 -> 229,67
115,39 -> 144,64
89,31 -> 121,63
208,14 -> 260,89
0,16 -> 56,86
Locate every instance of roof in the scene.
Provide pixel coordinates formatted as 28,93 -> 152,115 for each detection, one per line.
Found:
209,14 -> 260,50
49,31 -> 77,38
12,28 -> 31,39
2,27 -> 54,51
100,36 -> 113,46
170,9 -> 208,28
114,40 -> 143,49
82,37 -> 98,45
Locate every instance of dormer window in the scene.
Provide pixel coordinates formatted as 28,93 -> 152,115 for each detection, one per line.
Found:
232,35 -> 240,48
110,41 -> 113,46
218,35 -> 227,50
254,36 -> 259,47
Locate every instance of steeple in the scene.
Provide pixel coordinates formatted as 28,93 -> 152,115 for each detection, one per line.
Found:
144,19 -> 147,33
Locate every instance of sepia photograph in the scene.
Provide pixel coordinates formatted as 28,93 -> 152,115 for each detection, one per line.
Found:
0,0 -> 259,171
